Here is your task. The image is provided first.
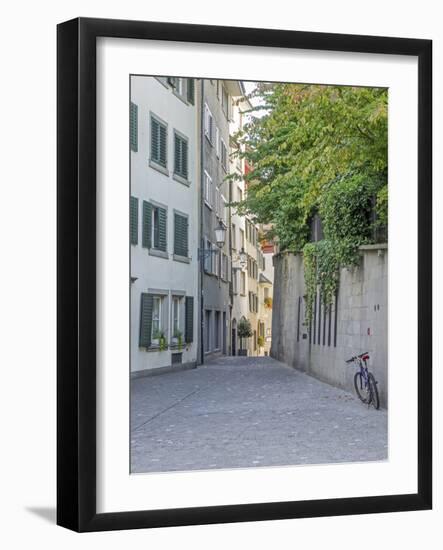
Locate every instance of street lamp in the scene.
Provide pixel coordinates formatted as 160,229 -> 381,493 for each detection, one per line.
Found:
214,220 -> 227,249
232,247 -> 247,271
198,220 -> 227,261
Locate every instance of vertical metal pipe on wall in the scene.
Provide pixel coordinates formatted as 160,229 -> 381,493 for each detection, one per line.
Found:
199,79 -> 205,365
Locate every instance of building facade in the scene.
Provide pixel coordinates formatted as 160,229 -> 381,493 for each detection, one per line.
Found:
201,80 -> 243,359
229,95 -> 274,357
130,76 -> 199,375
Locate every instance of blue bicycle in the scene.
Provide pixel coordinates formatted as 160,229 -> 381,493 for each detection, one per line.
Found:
346,352 -> 380,410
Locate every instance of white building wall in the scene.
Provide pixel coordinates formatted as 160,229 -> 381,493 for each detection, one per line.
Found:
130,76 -> 199,374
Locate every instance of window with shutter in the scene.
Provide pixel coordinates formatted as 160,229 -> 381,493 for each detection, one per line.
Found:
215,127 -> 220,157
130,102 -> 138,152
142,201 -> 152,248
174,132 -> 189,180
157,207 -> 167,252
187,79 -> 195,105
130,196 -> 138,244
139,293 -> 154,348
174,213 -> 188,257
150,115 -> 167,167
185,296 -> 194,343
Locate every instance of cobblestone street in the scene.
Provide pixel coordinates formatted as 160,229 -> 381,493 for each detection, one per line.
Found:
131,356 -> 388,473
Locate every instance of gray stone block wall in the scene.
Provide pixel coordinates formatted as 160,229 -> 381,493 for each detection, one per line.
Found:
271,246 -> 388,408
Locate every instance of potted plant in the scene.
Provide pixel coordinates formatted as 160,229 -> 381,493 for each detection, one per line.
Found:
158,331 -> 167,351
237,318 -> 253,356
174,330 -> 183,351
264,296 -> 273,309
257,335 -> 265,349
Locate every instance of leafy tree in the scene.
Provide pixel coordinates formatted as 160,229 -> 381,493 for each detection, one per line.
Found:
232,82 -> 388,319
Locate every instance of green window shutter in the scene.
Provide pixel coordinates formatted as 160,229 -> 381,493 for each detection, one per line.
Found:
174,134 -> 181,176
158,207 -> 167,252
142,201 -> 152,248
185,296 -> 194,343
181,139 -> 188,179
159,124 -> 167,166
130,102 -> 138,152
139,293 -> 153,348
151,117 -> 167,167
174,134 -> 188,179
174,213 -> 188,257
130,196 -> 138,244
187,79 -> 195,105
151,117 -> 159,162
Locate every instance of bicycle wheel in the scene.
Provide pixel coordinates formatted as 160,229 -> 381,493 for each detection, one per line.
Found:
368,373 -> 380,410
354,372 -> 369,403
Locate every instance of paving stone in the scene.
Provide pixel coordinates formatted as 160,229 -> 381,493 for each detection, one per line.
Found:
131,356 -> 387,473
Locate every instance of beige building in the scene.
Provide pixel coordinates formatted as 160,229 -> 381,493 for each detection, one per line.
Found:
229,93 -> 274,356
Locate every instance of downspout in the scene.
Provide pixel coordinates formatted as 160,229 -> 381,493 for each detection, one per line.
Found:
200,79 -> 205,365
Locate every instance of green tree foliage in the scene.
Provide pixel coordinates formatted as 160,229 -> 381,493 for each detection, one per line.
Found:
233,82 -> 388,319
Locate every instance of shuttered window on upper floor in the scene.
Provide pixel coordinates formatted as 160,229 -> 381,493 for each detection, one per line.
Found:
130,196 -> 138,244
174,132 -> 189,180
150,115 -> 167,167
130,102 -> 138,152
174,212 -> 189,258
142,201 -> 167,252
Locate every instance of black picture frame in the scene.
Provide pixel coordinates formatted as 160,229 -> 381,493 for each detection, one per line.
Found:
57,17 -> 432,532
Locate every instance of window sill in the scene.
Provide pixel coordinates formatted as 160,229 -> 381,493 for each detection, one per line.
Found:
204,133 -> 214,147
149,248 -> 169,259
173,254 -> 191,264
149,159 -> 169,176
173,173 -> 190,187
204,200 -> 213,210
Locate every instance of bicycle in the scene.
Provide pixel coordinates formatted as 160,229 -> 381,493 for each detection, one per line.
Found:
345,352 -> 380,410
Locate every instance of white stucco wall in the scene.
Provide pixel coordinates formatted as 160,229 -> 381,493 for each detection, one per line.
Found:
130,76 -> 199,373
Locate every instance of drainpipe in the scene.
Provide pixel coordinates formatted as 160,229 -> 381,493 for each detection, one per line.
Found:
200,79 -> 205,365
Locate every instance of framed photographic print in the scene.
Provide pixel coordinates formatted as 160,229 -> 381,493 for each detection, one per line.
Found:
57,17 -> 432,532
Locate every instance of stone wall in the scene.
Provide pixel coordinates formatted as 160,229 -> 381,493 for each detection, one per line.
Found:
271,245 -> 388,408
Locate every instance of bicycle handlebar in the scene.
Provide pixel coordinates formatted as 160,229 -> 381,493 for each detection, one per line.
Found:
345,352 -> 370,364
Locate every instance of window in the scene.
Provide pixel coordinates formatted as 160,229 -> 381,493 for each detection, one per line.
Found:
142,202 -> 167,252
213,248 -> 219,277
231,224 -> 236,250
221,86 -> 229,118
237,186 -> 243,202
130,196 -> 138,244
233,270 -> 238,294
174,132 -> 188,180
220,139 -> 228,172
240,271 -> 246,295
215,127 -> 220,157
204,171 -> 212,207
150,115 -> 167,167
240,228 -> 245,249
204,239 -> 212,273
174,213 -> 189,257
130,102 -> 138,152
139,293 -> 167,348
221,195 -> 227,225
152,296 -> 162,342
204,104 -> 214,144
264,287 -> 269,300
172,296 -> 181,339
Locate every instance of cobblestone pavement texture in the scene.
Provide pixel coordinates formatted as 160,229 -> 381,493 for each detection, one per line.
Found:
131,356 -> 388,473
